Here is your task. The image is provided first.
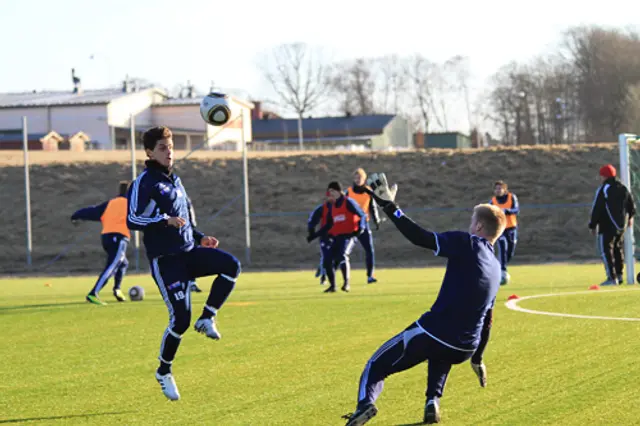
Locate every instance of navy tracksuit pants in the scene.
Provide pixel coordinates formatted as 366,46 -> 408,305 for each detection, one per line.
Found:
321,235 -> 356,288
150,246 -> 241,366
357,322 -> 473,407
89,233 -> 129,295
357,225 -> 376,278
497,227 -> 517,272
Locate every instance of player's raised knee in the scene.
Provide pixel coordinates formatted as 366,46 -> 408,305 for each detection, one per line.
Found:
220,256 -> 241,282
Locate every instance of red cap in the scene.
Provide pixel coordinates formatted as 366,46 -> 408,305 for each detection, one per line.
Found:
599,164 -> 616,178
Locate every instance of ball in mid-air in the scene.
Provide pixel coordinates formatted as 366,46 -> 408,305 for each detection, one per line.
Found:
128,285 -> 145,301
200,92 -> 232,126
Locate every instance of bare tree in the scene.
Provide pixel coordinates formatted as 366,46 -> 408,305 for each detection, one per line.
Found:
259,43 -> 330,149
564,26 -> 640,140
377,54 -> 408,115
447,56 -> 473,132
329,58 -> 377,115
405,54 -> 439,132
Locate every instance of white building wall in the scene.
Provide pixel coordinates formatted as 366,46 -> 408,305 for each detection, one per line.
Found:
151,105 -> 205,130
0,107 -> 49,132
50,105 -> 110,147
383,116 -> 412,148
107,89 -> 165,128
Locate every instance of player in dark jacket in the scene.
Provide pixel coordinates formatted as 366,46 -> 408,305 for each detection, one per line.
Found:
589,164 -> 636,285
127,126 -> 241,401
342,173 -> 506,426
71,181 -> 131,305
313,182 -> 366,293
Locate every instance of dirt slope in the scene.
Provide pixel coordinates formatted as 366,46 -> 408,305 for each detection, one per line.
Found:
0,144 -> 624,276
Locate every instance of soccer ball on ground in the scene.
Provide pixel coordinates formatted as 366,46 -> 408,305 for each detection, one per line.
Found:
128,285 -> 145,301
200,92 -> 232,126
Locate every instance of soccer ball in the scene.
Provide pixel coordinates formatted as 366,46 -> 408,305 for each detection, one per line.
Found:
128,285 -> 145,301
200,92 -> 232,126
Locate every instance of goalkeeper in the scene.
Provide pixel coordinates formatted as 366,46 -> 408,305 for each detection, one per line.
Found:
342,173 -> 505,426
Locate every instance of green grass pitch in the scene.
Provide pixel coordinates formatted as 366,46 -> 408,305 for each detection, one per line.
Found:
2,263 -> 640,425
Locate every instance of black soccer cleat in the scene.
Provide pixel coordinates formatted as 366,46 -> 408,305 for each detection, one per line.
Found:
341,283 -> 351,292
424,398 -> 441,424
342,404 -> 378,426
324,286 -> 337,293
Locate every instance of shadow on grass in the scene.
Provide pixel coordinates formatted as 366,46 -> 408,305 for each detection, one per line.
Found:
0,410 -> 135,424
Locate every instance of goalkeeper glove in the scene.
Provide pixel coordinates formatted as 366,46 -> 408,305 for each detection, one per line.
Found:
366,172 -> 398,208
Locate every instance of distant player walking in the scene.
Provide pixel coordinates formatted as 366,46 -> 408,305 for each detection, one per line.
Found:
342,173 -> 505,425
71,181 -> 131,305
345,168 -> 381,284
127,126 -> 241,401
589,164 -> 636,285
489,180 -> 519,285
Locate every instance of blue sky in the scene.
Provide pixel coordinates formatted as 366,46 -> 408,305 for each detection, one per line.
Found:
0,0 -> 637,131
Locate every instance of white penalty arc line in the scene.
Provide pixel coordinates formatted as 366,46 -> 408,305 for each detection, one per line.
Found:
505,288 -> 640,321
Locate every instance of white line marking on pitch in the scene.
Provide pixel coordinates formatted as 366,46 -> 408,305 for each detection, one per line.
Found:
505,288 -> 640,321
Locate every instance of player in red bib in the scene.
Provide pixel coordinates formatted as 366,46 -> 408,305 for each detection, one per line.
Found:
308,181 -> 366,293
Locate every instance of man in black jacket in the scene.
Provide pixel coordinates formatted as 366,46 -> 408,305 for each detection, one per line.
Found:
589,164 -> 636,285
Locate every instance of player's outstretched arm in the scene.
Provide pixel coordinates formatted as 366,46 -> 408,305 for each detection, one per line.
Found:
382,203 -> 437,250
365,172 -> 437,250
71,201 -> 108,222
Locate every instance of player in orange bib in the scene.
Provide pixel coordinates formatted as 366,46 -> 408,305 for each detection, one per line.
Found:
345,168 -> 381,284
71,181 -> 131,305
488,180 -> 519,285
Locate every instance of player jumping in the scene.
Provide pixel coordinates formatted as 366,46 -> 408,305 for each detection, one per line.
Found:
71,181 -> 131,305
126,126 -> 241,401
342,173 -> 505,425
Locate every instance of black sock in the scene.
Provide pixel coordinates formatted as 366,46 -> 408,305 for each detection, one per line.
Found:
159,330 -> 181,371
201,275 -> 235,319
157,361 -> 172,375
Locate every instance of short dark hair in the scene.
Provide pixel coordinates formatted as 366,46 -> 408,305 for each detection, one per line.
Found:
119,181 -> 131,196
143,126 -> 172,151
327,181 -> 343,192
494,180 -> 507,190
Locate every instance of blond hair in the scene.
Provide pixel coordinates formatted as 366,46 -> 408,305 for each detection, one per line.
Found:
353,168 -> 367,180
473,204 -> 507,243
